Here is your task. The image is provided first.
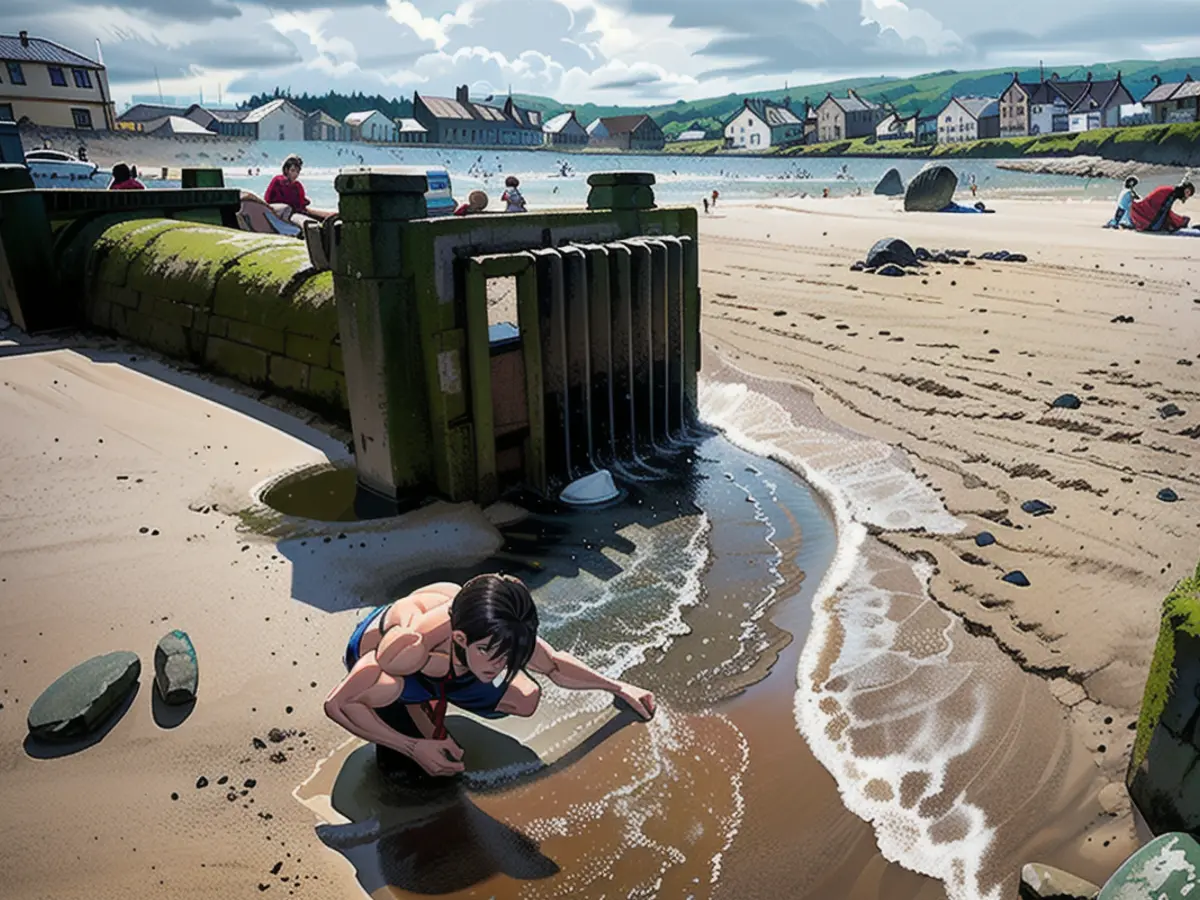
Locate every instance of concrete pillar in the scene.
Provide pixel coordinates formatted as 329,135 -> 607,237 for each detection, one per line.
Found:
0,164 -> 61,332
587,171 -> 657,211
331,168 -> 430,517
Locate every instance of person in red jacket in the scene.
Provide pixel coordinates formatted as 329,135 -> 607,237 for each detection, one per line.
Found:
108,162 -> 145,190
1129,181 -> 1194,233
264,155 -> 333,223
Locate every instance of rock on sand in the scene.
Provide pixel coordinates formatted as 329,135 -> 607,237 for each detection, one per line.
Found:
28,651 -> 141,741
904,165 -> 957,212
1019,862 -> 1099,899
866,237 -> 919,269
874,168 -> 905,197
155,630 -> 199,705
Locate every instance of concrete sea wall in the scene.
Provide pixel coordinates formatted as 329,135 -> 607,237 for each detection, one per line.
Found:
83,218 -> 346,419
1127,558 -> 1200,833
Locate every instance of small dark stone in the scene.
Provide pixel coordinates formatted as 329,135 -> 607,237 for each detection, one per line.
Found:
154,630 -> 198,705
268,728 -> 287,743
196,776 -> 208,789
1158,488 -> 1180,503
245,778 -> 257,789
1002,571 -> 1031,587
933,252 -> 951,263
217,775 -> 229,785
270,751 -> 287,764
866,237 -> 920,269
226,791 -> 238,802
975,532 -> 996,547
850,261 -> 865,271
253,737 -> 267,750
876,264 -> 906,277
1160,403 -> 1185,419
1051,394 -> 1082,410
1021,499 -> 1055,517
915,247 -> 932,261
773,310 -> 786,317
271,862 -> 283,875
258,884 -> 270,892
171,792 -> 179,801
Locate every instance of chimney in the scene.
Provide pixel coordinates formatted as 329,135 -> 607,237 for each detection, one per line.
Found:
19,30 -> 29,47
1050,72 -> 1059,81
1086,71 -> 1093,82
1152,75 -> 1162,86
455,84 -> 469,104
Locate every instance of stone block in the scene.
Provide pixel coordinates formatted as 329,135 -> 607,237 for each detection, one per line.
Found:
335,169 -> 429,196
330,341 -> 343,373
269,355 -> 310,393
587,184 -> 656,211
205,336 -> 269,385
285,332 -> 330,367
308,366 -> 346,407
587,171 -> 656,187
207,315 -> 230,338
142,294 -> 196,329
192,311 -> 210,335
336,192 -> 428,223
335,220 -> 407,277
226,320 -> 286,354
147,319 -> 191,357
105,285 -> 142,309
88,298 -> 112,330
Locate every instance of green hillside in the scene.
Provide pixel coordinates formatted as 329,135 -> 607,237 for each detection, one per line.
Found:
513,57 -> 1200,125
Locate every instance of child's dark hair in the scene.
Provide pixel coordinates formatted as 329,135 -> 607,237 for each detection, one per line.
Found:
1124,176 -> 1139,189
1179,181 -> 1196,198
282,154 -> 303,173
505,175 -> 519,188
111,162 -> 131,183
450,574 -> 538,686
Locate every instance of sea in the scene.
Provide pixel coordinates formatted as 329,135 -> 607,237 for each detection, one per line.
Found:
127,140 -> 1166,209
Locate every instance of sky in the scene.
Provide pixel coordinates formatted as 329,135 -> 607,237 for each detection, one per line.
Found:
9,0 -> 1200,108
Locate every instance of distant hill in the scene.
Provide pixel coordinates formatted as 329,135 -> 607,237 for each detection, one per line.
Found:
245,57 -> 1199,132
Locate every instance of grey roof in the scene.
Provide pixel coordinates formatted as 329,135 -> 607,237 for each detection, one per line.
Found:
306,109 -> 340,126
118,103 -> 186,123
825,91 -> 880,113
953,96 -> 1000,119
210,108 -> 250,122
421,95 -> 474,120
242,98 -> 305,123
743,98 -> 802,128
396,117 -> 427,132
345,110 -> 388,126
0,34 -> 99,68
1173,79 -> 1200,99
1143,77 -> 1193,103
1068,79 -> 1131,112
599,114 -> 652,134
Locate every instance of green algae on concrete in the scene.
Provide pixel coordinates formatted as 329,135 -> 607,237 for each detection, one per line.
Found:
1127,559 -> 1200,834
1097,831 -> 1200,899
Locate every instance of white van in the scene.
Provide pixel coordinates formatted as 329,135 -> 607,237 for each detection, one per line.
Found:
423,167 -> 455,217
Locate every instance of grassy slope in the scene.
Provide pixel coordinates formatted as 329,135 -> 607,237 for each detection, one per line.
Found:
769,121 -> 1200,167
513,57 -> 1200,128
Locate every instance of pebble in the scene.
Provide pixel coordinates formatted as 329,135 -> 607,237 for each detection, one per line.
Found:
1158,488 -> 1180,503
1002,570 -> 1031,587
1159,403 -> 1185,419
975,532 -> 996,547
1021,499 -> 1055,517
196,776 -> 208,789
1052,394 -> 1082,410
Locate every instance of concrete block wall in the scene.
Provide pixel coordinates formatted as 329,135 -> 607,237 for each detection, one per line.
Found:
83,218 -> 347,420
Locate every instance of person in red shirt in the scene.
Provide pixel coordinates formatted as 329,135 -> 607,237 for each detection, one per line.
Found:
108,162 -> 145,190
1129,181 -> 1194,233
264,154 -> 333,223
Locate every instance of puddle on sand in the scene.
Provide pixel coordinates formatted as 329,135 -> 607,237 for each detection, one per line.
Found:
294,433 -> 837,900
260,462 -> 360,522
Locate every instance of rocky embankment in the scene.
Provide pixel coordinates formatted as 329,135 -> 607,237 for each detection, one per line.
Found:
997,155 -> 1188,180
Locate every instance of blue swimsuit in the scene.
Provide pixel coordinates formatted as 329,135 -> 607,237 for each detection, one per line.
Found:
343,605 -> 508,720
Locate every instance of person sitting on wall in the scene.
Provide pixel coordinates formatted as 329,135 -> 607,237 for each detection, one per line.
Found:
108,162 -> 145,190
264,154 -> 334,225
326,574 -> 656,779
501,175 -> 527,212
1105,177 -> 1140,229
1130,181 -> 1194,233
454,190 -> 489,216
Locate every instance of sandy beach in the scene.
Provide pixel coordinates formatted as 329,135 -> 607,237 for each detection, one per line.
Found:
2,189 -> 1196,899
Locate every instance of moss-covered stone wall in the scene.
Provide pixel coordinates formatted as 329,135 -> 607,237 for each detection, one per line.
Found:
1126,558 -> 1200,834
83,218 -> 346,419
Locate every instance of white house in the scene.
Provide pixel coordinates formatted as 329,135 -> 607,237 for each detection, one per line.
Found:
395,117 -> 428,143
875,111 -> 917,141
723,98 -> 804,150
676,128 -> 707,142
937,96 -> 1000,144
585,118 -> 609,141
542,110 -> 588,146
345,109 -> 397,142
243,98 -> 306,142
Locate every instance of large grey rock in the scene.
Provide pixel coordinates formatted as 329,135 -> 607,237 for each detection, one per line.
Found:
27,651 -> 141,741
1020,863 -> 1099,899
866,237 -> 919,269
874,168 -> 905,196
904,165 -> 958,212
155,630 -> 199,705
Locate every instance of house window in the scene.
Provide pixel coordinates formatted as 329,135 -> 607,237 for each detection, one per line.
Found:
72,68 -> 92,88
278,124 -> 285,139
48,66 -> 67,86
7,62 -> 25,85
71,107 -> 93,129
0,103 -> 13,122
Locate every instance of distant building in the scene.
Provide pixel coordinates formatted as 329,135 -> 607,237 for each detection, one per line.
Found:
412,86 -> 542,146
875,111 -> 918,141
395,117 -> 428,143
815,90 -> 885,142
0,30 -> 115,130
937,96 -> 1000,144
723,97 -> 804,149
242,98 -> 306,142
145,115 -> 213,137
305,110 -> 343,142
1142,75 -> 1200,124
191,107 -> 258,138
675,128 -> 707,142
586,114 -> 665,151
345,110 -> 397,142
915,114 -> 938,145
1000,72 -> 1132,136
542,110 -> 588,146
803,101 -> 818,143
118,103 -> 186,129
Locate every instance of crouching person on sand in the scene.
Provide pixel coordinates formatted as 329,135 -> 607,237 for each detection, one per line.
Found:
325,574 -> 656,778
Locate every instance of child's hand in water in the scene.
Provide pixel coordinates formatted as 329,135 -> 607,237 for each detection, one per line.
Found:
614,683 -> 656,720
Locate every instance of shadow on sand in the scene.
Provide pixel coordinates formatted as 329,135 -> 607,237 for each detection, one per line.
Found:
22,681 -> 141,759
313,703 -> 642,895
152,690 -> 196,729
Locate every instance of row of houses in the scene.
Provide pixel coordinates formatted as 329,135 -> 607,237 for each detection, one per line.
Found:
721,69 -> 1200,153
